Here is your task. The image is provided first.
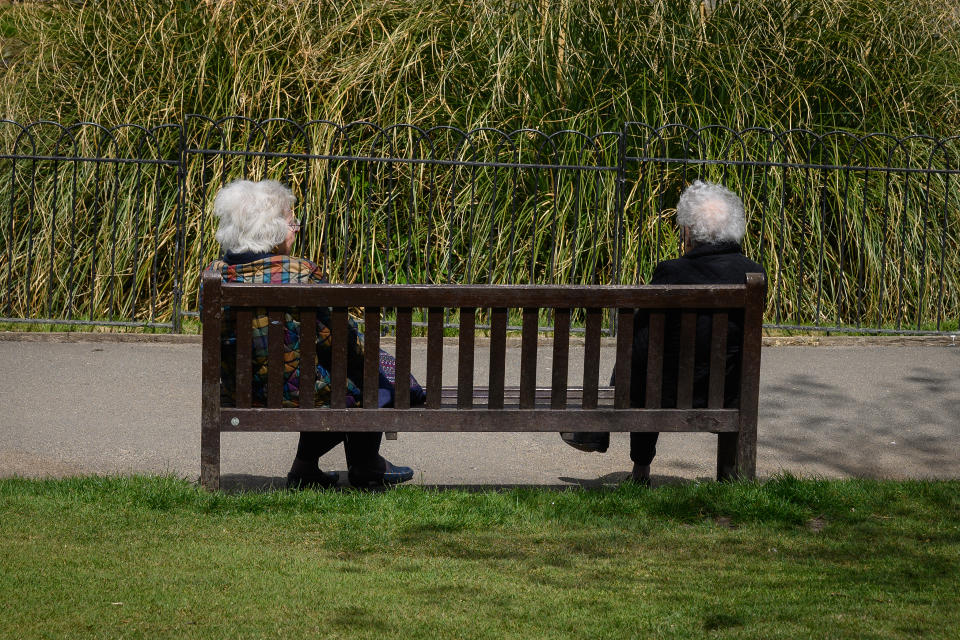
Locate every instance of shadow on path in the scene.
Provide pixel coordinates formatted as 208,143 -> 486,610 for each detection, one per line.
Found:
760,365 -> 960,477
219,472 -> 701,493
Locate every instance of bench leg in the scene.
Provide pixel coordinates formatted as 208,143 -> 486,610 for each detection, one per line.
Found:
200,426 -> 221,491
737,411 -> 758,480
717,431 -> 757,481
737,431 -> 757,480
717,429 -> 757,481
716,433 -> 737,481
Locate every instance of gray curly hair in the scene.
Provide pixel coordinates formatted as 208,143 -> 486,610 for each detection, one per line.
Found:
213,179 -> 295,254
675,180 -> 746,246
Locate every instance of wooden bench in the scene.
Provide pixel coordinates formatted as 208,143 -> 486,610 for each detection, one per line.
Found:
200,271 -> 766,490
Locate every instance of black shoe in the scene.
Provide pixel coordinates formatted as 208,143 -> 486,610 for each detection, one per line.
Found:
348,459 -> 414,489
286,469 -> 339,490
560,432 -> 609,453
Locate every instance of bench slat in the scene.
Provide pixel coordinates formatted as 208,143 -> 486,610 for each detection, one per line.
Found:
551,308 -> 570,409
363,307 -> 380,409
458,307 -> 476,409
394,307 -> 412,410
645,312 -> 664,408
221,407 -> 740,433
582,308 -> 601,409
267,309 -> 284,408
330,307 -> 348,409
426,307 -> 443,409
299,310 -> 317,408
615,307 -> 633,409
219,283 -> 748,309
488,307 -> 508,410
235,309 -> 253,408
519,307 -> 538,409
676,311 -> 697,408
708,311 -> 728,409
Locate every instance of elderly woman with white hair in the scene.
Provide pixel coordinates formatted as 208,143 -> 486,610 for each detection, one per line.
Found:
204,179 -> 424,489
562,180 -> 765,485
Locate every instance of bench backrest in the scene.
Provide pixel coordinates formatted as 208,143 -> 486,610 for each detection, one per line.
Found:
201,272 -> 765,417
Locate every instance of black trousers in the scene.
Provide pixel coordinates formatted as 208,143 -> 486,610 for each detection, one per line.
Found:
296,431 -> 382,469
630,432 -> 659,466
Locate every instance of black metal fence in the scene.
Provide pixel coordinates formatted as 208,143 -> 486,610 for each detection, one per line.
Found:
2,117 -> 959,334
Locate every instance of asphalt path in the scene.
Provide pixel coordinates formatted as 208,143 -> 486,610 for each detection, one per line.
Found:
1,334 -> 958,491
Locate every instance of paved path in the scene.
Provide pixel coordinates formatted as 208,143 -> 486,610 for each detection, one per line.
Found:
1,334 -> 958,490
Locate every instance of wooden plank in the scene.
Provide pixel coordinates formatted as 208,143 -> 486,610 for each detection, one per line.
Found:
614,308 -> 633,409
299,310 -> 317,408
363,307 -> 381,409
457,307 -> 476,409
582,308 -> 601,409
221,408 -> 740,433
235,308 -> 253,408
675,311 -> 696,408
220,282 -> 748,309
267,309 -> 284,408
394,307 -> 412,409
519,307 -> 538,409
488,307 -> 508,410
551,308 -> 570,409
645,312 -> 665,408
736,272 -> 767,479
426,307 -> 443,409
707,311 -> 728,409
330,307 -> 348,409
199,271 -> 223,491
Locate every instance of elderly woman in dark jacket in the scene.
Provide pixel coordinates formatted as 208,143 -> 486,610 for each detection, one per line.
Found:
205,179 -> 423,489
562,180 -> 765,486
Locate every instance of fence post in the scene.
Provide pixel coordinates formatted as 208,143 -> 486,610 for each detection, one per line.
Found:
612,127 -> 627,337
172,123 -> 187,333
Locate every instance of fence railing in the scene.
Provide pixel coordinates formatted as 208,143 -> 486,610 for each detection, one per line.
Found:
2,117 -> 959,334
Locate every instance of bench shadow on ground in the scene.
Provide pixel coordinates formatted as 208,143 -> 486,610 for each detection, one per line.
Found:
219,472 -> 700,493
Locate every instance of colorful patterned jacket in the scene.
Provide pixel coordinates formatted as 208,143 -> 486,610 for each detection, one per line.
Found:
204,253 -> 365,408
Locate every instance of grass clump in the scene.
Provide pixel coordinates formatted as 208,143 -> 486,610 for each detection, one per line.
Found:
1,474 -> 958,638
2,0 -> 958,134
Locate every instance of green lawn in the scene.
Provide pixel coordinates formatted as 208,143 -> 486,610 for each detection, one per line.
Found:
1,475 -> 957,639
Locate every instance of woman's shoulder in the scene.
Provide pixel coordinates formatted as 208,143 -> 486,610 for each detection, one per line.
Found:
203,259 -> 226,272
244,255 -> 327,283
279,256 -> 327,283
202,254 -> 327,283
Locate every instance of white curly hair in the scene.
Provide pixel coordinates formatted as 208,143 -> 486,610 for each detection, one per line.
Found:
675,180 -> 746,246
213,179 -> 296,254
